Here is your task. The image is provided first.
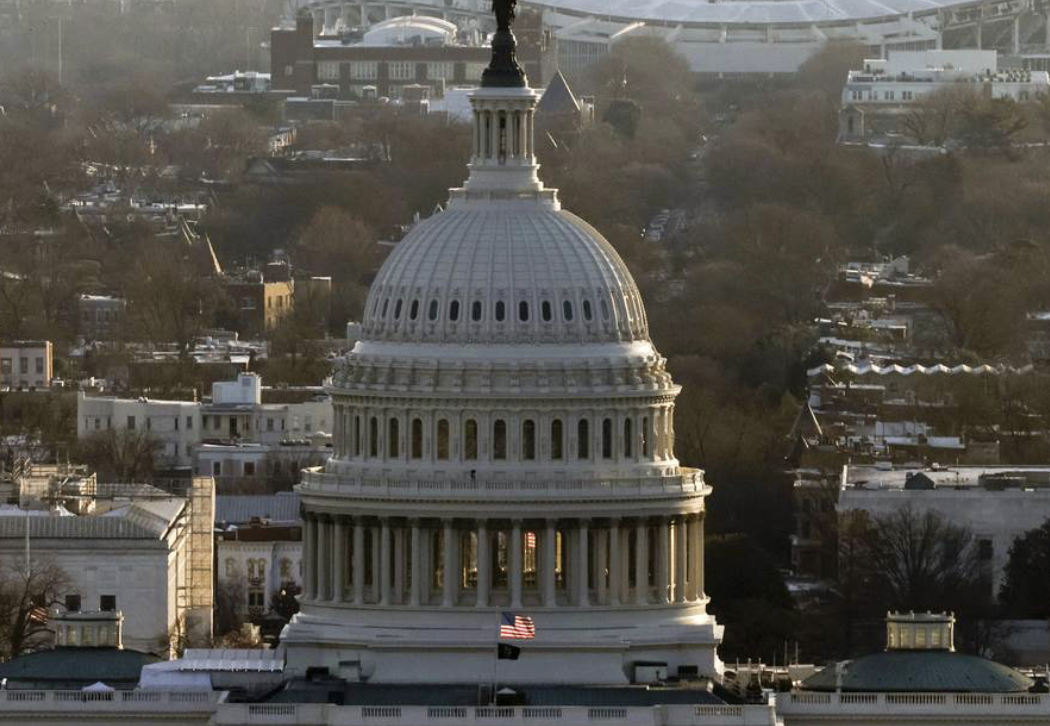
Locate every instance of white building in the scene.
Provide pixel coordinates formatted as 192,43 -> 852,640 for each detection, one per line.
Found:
0,479 -> 215,655
216,492 -> 303,617
0,340 -> 53,390
77,373 -> 332,472
838,464 -> 1050,593
843,50 -> 1049,106
282,21 -> 722,687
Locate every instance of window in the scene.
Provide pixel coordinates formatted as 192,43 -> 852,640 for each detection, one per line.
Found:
19,358 -> 28,374
602,418 -> 612,459
127,415 -> 136,431
540,301 -> 552,322
317,61 -> 340,80
0,358 -> 9,374
563,301 -> 573,321
394,299 -> 403,319
388,417 -> 400,458
354,415 -> 362,456
518,301 -> 529,321
522,420 -> 536,460
389,61 -> 415,80
464,419 -> 478,460
65,594 -> 81,612
248,590 -> 265,609
94,418 -> 101,430
267,417 -> 275,432
551,419 -> 563,460
902,90 -> 913,100
428,300 -> 439,321
582,300 -> 593,321
369,417 -> 379,457
851,90 -> 862,101
82,626 -> 95,646
243,461 -> 256,476
410,299 -> 420,320
426,61 -> 454,80
35,357 -> 43,374
916,628 -> 926,646
978,539 -> 993,561
495,301 -> 506,321
577,419 -> 590,459
471,301 -> 482,321
623,418 -> 633,458
213,461 -> 222,476
884,90 -> 895,101
931,629 -> 942,646
493,419 -> 507,460
437,419 -> 450,459
411,418 -> 423,459
450,300 -> 460,321
187,416 -> 194,430
349,61 -> 378,80
100,595 -> 116,612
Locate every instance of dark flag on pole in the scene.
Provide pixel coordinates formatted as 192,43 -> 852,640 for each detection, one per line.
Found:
497,643 -> 521,660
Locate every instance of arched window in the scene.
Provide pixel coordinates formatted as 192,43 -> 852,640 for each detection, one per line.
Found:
493,419 -> 507,460
428,300 -> 439,321
522,419 -> 536,460
602,418 -> 612,459
450,300 -> 460,321
551,419 -> 563,460
393,299 -> 402,319
541,301 -> 552,322
641,416 -> 650,457
353,415 -> 361,457
577,419 -> 590,460
519,301 -> 529,322
388,417 -> 400,458
623,418 -> 633,458
369,417 -> 378,457
410,299 -> 420,320
563,300 -> 573,321
472,301 -> 483,321
495,301 -> 506,322
582,300 -> 593,321
437,419 -> 450,460
464,419 -> 478,460
411,418 -> 423,459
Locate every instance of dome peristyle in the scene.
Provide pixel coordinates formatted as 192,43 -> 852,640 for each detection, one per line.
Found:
362,207 -> 648,345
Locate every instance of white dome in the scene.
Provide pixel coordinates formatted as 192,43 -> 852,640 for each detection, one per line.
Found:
362,207 -> 648,344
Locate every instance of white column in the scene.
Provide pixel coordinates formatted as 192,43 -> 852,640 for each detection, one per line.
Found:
380,518 -> 391,606
675,516 -> 688,604
410,520 -> 422,606
692,514 -> 705,599
333,516 -> 346,602
303,513 -> 316,601
371,525 -> 381,602
510,519 -> 523,609
476,519 -> 490,607
657,518 -> 670,605
543,519 -> 557,607
442,519 -> 456,607
577,519 -> 589,607
353,517 -> 365,604
635,519 -> 649,606
318,516 -> 331,602
596,527 -> 607,605
394,524 -> 405,605
608,519 -> 621,606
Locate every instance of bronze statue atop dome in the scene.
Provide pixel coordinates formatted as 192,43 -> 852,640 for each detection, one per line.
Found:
482,0 -> 527,88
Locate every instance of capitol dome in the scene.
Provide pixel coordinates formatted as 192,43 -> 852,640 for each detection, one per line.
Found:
284,22 -> 722,686
363,207 -> 648,344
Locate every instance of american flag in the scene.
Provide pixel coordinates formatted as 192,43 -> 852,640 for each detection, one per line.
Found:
500,612 -> 535,640
29,606 -> 49,624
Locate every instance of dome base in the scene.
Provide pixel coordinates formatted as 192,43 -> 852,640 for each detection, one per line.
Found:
282,604 -> 723,684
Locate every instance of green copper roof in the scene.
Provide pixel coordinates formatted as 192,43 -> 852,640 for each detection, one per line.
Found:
802,651 -> 1034,693
0,647 -> 160,688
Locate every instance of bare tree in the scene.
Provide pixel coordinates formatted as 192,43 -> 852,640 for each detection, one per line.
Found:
75,429 -> 162,482
0,556 -> 71,660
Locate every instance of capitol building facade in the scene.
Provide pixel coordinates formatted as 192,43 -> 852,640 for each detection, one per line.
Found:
283,37 -> 722,684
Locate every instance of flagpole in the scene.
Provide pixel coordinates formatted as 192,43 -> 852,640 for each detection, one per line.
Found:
493,614 -> 500,705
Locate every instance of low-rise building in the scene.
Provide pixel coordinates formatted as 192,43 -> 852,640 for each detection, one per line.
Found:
0,478 -> 214,655
838,464 -> 1050,593
0,340 -> 53,390
78,294 -> 127,342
